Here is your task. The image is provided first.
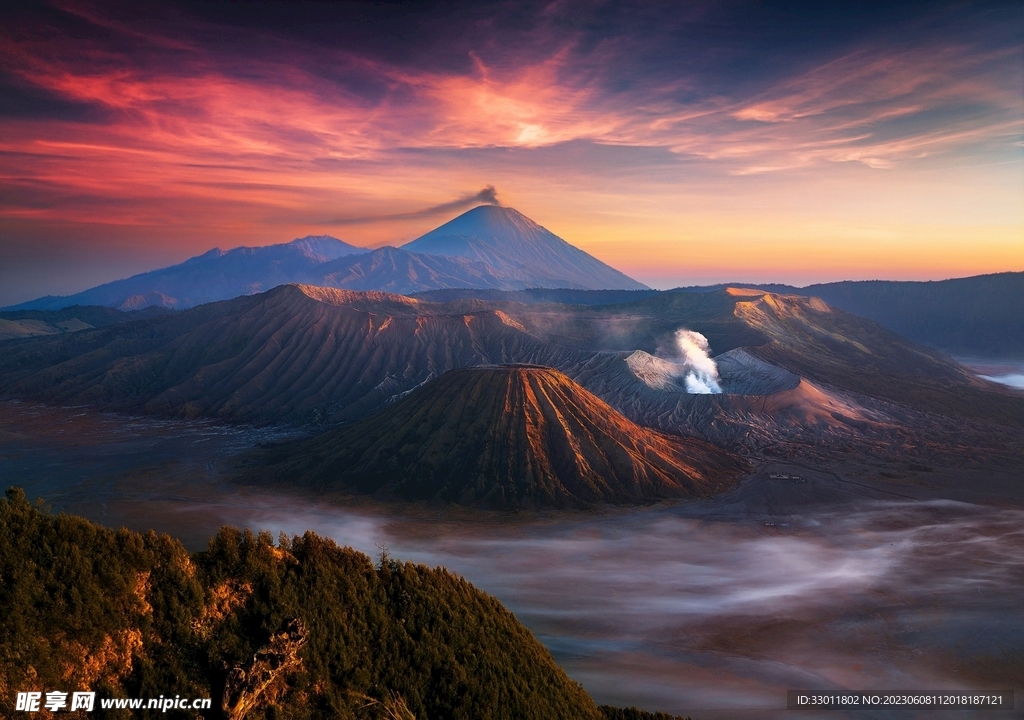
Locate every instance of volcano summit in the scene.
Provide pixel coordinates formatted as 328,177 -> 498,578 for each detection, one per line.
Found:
6,206 -> 647,312
403,205 -> 648,291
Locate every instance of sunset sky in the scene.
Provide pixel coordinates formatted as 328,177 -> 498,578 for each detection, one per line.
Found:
1,0 -> 1022,305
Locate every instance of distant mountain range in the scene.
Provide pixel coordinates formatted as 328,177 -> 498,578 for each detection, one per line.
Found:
7,236 -> 365,311
798,273 -> 1024,358
6,206 -> 648,312
6,203 -> 1020,357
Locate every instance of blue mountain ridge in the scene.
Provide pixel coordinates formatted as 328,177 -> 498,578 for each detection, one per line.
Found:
7,207 -> 648,311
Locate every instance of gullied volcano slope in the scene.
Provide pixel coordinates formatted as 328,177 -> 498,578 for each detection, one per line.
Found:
0,285 -> 591,423
730,291 -> 1024,424
2,284 -> 1021,463
268,366 -> 747,507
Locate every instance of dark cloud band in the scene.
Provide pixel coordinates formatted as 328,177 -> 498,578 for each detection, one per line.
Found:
328,186 -> 500,225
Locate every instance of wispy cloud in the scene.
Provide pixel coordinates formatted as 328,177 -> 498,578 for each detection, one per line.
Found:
1,6 -> 1017,186
0,1 -> 1020,304
328,186 -> 500,225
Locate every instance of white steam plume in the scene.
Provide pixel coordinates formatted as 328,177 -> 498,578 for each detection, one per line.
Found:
675,329 -> 722,394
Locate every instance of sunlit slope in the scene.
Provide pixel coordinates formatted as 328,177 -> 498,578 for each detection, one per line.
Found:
267,365 -> 747,507
0,285 -> 589,423
730,291 -> 1024,424
665,272 -> 1024,358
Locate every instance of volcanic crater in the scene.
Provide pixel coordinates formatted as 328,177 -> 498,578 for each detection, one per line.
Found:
260,365 -> 749,508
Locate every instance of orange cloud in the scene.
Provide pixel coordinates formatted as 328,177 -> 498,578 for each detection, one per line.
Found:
0,2 -> 1020,306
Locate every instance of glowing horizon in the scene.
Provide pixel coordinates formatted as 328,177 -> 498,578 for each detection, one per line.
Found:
1,1 -> 1021,304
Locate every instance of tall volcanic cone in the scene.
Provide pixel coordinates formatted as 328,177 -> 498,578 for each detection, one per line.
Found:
402,205 -> 648,290
266,365 -> 747,508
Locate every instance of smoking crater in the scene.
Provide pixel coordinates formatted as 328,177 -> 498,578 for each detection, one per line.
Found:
675,330 -> 722,394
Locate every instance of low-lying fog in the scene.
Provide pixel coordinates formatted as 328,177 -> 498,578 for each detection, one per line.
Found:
3,401 -> 1021,719
959,358 -> 1024,391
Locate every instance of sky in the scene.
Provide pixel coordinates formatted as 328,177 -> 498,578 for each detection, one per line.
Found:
1,0 -> 1022,305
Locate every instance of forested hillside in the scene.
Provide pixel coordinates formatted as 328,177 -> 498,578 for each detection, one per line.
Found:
0,489 -> 689,719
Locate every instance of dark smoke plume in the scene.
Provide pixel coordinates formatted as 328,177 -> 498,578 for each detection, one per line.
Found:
329,186 -> 500,225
